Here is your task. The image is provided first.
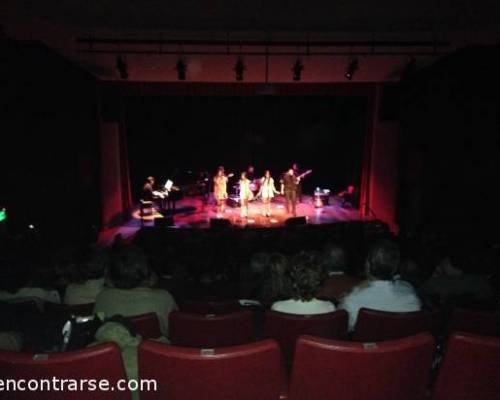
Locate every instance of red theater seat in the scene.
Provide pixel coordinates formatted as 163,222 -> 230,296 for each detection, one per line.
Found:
169,309 -> 254,347
179,299 -> 241,314
433,332 -> 500,400
353,307 -> 440,342
0,343 -> 129,399
138,339 -> 287,400
289,333 -> 435,400
448,308 -> 500,337
129,312 -> 162,339
264,309 -> 348,366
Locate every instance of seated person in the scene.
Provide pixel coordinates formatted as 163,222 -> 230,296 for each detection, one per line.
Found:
64,246 -> 107,305
94,246 -> 177,338
0,331 -> 22,351
0,255 -> 60,310
317,243 -> 363,300
271,251 -> 336,315
419,252 -> 495,309
339,240 -> 421,331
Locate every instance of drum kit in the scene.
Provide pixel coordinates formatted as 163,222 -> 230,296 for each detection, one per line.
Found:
231,178 -> 261,202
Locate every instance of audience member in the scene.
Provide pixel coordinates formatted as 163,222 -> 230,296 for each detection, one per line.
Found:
64,246 -> 107,305
339,240 -> 421,331
271,251 -> 335,314
419,251 -> 495,309
94,246 -> 177,338
317,243 -> 363,300
260,253 -> 292,305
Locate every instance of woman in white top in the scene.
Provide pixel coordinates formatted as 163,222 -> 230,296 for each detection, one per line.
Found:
239,171 -> 253,218
272,251 -> 335,315
257,170 -> 280,217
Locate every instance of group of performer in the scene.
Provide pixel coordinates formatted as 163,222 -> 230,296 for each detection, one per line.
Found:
213,165 -> 304,219
143,164 -> 309,219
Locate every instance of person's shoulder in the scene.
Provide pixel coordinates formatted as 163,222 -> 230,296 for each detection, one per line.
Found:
271,299 -> 293,311
392,279 -> 418,293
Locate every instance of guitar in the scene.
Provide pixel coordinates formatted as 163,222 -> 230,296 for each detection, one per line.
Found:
297,169 -> 313,180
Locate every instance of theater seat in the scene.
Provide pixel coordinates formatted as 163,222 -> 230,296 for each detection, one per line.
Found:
138,339 -> 287,400
352,307 -> 440,342
169,309 -> 253,347
179,299 -> 241,314
433,332 -> 500,400
264,309 -> 348,366
289,333 -> 435,400
128,312 -> 162,339
447,308 -> 500,337
0,343 -> 129,399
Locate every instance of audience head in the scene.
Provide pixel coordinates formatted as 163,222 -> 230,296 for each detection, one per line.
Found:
266,253 -> 291,298
287,251 -> 326,301
107,245 -> 151,289
322,243 -> 348,274
249,252 -> 270,276
75,245 -> 107,282
365,239 -> 400,280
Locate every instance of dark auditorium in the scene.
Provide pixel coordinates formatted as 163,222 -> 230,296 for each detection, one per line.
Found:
1,1 -> 500,399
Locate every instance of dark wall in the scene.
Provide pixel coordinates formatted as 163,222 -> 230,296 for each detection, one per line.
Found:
124,95 -> 368,199
399,46 -> 500,237
0,38 -> 101,241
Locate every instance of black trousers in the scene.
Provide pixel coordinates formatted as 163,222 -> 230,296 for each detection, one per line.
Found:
285,190 -> 297,215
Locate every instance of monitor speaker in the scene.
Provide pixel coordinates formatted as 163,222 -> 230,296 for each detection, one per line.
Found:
209,218 -> 231,228
284,216 -> 307,226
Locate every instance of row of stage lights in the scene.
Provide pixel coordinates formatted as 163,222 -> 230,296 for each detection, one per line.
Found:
115,56 -> 360,81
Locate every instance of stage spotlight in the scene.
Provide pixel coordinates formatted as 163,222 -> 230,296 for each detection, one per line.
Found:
115,55 -> 128,79
345,58 -> 359,80
234,57 -> 246,81
292,58 -> 304,81
176,58 -> 187,80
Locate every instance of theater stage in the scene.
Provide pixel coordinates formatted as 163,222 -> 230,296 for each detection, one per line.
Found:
98,195 -> 367,246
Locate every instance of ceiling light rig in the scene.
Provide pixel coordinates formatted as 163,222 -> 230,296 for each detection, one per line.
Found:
175,58 -> 187,80
345,58 -> 359,80
292,58 -> 304,81
234,57 -> 246,81
115,55 -> 128,79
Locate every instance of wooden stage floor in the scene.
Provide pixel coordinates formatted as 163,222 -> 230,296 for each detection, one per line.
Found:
98,195 -> 367,246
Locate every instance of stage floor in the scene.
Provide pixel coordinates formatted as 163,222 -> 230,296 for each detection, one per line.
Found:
136,195 -> 362,228
98,195 -> 366,245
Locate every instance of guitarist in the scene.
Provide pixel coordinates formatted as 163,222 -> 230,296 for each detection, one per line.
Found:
281,168 -> 301,217
292,163 -> 303,202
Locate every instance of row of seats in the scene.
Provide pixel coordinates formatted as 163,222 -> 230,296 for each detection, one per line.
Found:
1,332 -> 498,400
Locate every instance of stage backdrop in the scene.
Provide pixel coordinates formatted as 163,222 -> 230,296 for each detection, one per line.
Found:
124,95 -> 368,200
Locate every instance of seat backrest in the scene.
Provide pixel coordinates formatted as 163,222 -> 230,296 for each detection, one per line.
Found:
264,309 -> 348,365
179,299 -> 241,314
0,343 -> 129,400
45,302 -> 95,316
433,332 -> 500,400
448,308 -> 500,337
169,310 -> 253,347
289,333 -> 435,400
138,339 -> 284,400
353,307 -> 439,342
128,312 -> 162,339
